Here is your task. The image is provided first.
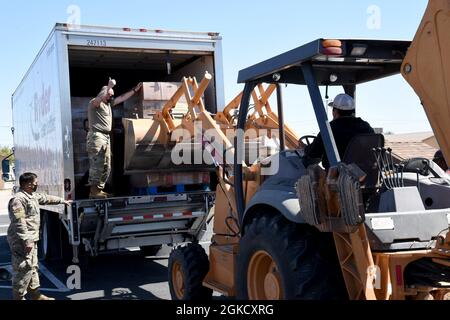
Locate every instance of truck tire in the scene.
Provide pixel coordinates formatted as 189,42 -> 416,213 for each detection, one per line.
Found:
38,212 -> 62,261
236,212 -> 347,300
140,245 -> 162,256
168,243 -> 212,300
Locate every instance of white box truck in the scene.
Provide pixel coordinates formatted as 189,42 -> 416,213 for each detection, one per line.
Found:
6,23 -> 224,263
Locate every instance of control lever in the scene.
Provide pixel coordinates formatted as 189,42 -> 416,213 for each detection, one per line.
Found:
381,148 -> 393,189
399,164 -> 405,188
373,148 -> 387,189
387,148 -> 399,188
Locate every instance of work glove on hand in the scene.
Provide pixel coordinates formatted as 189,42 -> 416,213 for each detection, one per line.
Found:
108,78 -> 117,89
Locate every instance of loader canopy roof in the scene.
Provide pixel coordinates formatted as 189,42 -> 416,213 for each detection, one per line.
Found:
237,39 -> 411,86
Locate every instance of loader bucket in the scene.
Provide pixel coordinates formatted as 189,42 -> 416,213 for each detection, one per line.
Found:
402,0 -> 450,165
123,118 -> 213,174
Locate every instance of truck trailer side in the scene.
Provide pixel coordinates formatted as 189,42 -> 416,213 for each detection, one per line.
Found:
11,23 -> 224,262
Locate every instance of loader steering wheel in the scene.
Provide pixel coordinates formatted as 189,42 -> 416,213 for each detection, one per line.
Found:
299,135 -> 317,147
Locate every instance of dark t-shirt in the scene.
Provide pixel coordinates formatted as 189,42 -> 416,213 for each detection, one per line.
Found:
305,117 -> 375,169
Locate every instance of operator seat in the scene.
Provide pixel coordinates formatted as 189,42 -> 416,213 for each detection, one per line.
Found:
342,133 -> 385,189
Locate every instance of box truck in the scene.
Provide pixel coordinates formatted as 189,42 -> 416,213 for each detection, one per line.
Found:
5,23 -> 224,262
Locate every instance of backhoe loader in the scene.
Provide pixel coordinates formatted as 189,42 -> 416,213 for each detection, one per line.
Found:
165,0 -> 450,300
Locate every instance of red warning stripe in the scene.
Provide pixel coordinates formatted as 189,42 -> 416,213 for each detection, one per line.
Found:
108,211 -> 204,223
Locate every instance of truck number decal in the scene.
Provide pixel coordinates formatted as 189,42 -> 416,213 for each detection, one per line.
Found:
86,39 -> 107,47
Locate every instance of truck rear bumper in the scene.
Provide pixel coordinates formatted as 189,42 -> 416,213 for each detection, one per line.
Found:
62,192 -> 214,255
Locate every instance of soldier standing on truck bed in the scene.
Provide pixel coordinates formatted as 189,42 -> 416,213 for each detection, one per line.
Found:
8,172 -> 70,300
87,79 -> 142,199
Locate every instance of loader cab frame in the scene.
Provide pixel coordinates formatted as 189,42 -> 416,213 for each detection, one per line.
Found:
234,39 -> 411,221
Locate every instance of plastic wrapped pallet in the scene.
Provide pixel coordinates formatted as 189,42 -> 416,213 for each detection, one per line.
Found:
129,171 -> 210,188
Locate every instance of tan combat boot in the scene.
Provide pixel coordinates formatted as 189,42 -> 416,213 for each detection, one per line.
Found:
28,289 -> 55,301
89,186 -> 110,199
12,292 -> 26,300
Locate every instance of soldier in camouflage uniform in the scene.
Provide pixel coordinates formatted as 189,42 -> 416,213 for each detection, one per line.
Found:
87,79 -> 142,199
7,173 -> 69,300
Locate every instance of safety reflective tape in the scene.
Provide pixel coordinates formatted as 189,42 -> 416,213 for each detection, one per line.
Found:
107,212 -> 205,223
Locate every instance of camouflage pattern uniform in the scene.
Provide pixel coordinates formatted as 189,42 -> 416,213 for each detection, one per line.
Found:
7,190 -> 64,299
87,99 -> 113,190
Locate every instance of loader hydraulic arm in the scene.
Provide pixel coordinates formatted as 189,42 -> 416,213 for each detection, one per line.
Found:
215,84 -> 300,150
153,72 -> 252,218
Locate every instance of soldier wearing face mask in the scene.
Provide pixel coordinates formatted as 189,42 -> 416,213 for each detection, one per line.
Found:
7,173 -> 70,300
87,79 -> 142,199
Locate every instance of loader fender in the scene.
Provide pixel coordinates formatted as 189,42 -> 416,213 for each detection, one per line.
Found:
243,189 -> 305,229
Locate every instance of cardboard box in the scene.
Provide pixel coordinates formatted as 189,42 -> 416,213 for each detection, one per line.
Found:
124,82 -> 188,119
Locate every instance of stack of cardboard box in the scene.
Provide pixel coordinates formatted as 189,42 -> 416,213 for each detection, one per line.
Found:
123,82 -> 188,119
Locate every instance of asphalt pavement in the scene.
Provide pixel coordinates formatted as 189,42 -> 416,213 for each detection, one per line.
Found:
0,189 -> 222,301
0,238 -> 216,300
0,242 -> 181,300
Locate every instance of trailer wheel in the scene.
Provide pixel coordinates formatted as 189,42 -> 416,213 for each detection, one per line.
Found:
168,243 -> 212,300
140,245 -> 162,256
38,212 -> 62,261
236,212 -> 347,300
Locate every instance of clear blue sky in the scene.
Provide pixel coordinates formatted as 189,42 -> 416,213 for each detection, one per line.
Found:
0,0 -> 431,147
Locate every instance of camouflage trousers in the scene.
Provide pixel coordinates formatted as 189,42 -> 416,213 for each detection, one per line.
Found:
8,239 -> 40,297
87,131 -> 111,190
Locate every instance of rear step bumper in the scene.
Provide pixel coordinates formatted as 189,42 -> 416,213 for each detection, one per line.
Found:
63,191 -> 214,253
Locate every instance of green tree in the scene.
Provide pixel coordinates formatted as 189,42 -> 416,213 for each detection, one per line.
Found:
0,146 -> 14,161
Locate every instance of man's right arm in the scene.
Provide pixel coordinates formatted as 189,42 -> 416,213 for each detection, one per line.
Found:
90,98 -> 101,108
9,199 -> 33,251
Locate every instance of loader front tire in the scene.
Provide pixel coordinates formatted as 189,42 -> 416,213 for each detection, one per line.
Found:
236,212 -> 347,300
168,243 -> 213,300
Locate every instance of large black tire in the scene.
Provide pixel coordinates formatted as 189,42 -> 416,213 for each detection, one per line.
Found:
168,243 -> 213,300
38,212 -> 62,261
236,212 -> 347,300
140,245 -> 162,256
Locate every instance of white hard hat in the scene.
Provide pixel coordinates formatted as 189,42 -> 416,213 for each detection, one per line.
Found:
328,94 -> 355,111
